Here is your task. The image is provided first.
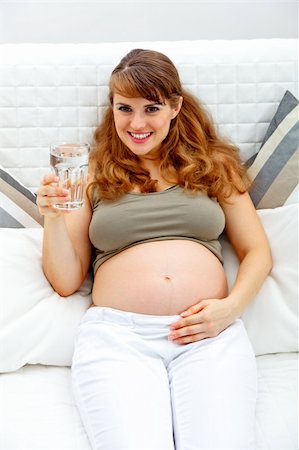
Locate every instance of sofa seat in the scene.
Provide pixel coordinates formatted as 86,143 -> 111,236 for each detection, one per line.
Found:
0,352 -> 297,450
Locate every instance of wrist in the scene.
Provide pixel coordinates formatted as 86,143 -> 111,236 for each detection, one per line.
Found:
224,294 -> 245,320
44,213 -> 66,229
44,210 -> 65,220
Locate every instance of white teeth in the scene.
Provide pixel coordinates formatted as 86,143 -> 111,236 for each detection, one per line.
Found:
130,132 -> 151,139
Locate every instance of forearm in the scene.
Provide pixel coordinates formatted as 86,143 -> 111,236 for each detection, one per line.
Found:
42,215 -> 84,296
226,247 -> 273,318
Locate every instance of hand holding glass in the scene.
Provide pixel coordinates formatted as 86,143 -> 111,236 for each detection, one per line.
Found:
50,143 -> 90,210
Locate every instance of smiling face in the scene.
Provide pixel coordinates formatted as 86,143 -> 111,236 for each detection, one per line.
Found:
113,94 -> 182,162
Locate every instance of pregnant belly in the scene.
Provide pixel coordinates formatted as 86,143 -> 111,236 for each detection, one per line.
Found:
91,240 -> 228,315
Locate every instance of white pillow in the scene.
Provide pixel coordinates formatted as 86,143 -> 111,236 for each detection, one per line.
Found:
0,228 -> 92,373
221,203 -> 298,356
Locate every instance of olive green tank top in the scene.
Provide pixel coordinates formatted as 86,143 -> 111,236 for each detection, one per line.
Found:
89,185 -> 225,275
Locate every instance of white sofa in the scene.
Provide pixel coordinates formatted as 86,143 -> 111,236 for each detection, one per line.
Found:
0,40 -> 298,450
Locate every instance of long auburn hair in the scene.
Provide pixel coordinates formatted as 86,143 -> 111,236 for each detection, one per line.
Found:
89,48 -> 251,202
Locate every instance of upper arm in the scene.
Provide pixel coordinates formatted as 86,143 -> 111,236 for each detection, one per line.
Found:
220,191 -> 272,262
64,188 -> 93,278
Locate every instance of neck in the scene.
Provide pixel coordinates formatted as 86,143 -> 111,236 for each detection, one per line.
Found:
139,157 -> 161,174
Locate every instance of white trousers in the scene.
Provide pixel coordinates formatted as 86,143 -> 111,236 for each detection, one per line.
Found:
71,307 -> 257,450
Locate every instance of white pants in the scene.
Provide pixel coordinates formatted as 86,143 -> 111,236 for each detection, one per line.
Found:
71,307 -> 257,450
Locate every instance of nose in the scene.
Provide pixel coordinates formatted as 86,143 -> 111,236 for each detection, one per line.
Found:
130,111 -> 146,130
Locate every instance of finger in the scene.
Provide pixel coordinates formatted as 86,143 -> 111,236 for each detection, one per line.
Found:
42,173 -> 59,186
36,185 -> 71,207
170,333 -> 209,345
37,176 -> 60,199
169,322 -> 205,340
37,193 -> 70,209
36,191 -> 70,209
170,312 -> 204,330
180,301 -> 206,318
39,185 -> 70,198
38,199 -> 68,211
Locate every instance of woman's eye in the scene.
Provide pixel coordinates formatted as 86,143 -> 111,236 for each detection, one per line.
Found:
118,106 -> 132,112
146,106 -> 159,113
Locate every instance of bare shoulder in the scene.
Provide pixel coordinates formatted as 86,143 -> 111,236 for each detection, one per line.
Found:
220,191 -> 257,219
220,191 -> 270,259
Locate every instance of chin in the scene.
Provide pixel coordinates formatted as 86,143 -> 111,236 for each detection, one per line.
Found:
128,146 -> 154,157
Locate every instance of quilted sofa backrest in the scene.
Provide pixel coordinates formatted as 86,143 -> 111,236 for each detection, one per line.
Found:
0,39 -> 297,190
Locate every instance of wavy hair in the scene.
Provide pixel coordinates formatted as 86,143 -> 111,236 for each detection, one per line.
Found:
89,48 -> 251,202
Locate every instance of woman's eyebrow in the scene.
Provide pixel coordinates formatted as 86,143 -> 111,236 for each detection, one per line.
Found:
145,102 -> 163,107
115,102 -> 131,107
115,102 -> 163,107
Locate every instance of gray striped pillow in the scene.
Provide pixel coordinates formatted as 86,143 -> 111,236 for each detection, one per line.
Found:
0,167 -> 44,228
248,90 -> 298,209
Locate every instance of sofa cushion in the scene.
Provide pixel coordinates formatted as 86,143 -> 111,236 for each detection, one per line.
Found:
0,228 -> 92,373
0,165 -> 44,228
0,365 -> 91,450
248,90 -> 299,209
222,203 -> 298,356
0,353 -> 297,450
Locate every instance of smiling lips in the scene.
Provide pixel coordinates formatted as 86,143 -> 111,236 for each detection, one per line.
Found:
128,132 -> 152,143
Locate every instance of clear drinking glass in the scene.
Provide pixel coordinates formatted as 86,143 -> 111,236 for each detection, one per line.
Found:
50,143 -> 90,210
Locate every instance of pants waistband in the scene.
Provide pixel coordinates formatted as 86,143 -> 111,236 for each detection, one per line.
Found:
81,306 -> 180,328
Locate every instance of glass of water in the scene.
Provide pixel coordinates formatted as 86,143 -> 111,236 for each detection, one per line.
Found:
50,143 -> 90,210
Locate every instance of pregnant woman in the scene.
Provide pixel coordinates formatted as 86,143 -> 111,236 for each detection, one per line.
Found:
37,49 -> 272,450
